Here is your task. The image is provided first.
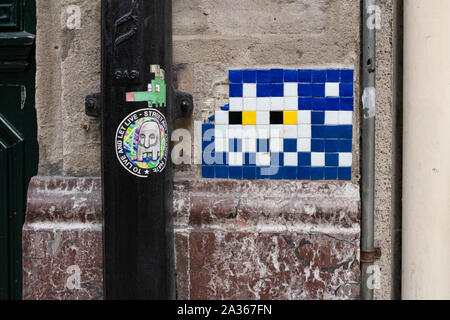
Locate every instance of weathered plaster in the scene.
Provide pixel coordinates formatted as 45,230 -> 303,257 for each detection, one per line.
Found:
374,0 -> 395,300
32,0 -> 397,300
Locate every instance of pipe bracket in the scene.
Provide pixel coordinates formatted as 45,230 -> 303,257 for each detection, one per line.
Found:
85,92 -> 101,118
174,89 -> 193,120
360,247 -> 382,263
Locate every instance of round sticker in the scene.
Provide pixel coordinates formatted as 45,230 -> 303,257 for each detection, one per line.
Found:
115,108 -> 168,177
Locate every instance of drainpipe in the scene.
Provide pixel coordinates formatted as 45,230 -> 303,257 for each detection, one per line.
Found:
360,0 -> 378,300
403,0 -> 450,300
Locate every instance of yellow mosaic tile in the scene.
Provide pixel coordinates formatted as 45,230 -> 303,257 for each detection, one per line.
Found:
283,111 -> 298,125
242,111 -> 257,125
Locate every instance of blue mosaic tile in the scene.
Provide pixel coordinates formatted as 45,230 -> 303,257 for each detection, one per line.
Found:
283,167 -> 297,180
257,70 -> 272,83
311,167 -> 325,180
324,126 -> 340,139
338,139 -> 353,153
340,125 -> 353,139
325,167 -> 338,180
299,97 -> 312,110
311,139 -> 325,152
338,167 -> 352,180
326,98 -> 340,111
229,167 -> 243,179
243,70 -> 257,83
312,125 -> 325,139
284,139 -> 297,153
340,83 -> 353,97
298,70 -> 311,83
312,70 -> 326,83
203,152 -> 215,165
341,69 -> 354,83
257,83 -> 271,97
202,166 -> 215,178
298,83 -> 312,97
216,152 -> 228,165
202,123 -> 215,138
312,98 -> 326,110
202,68 -> 355,181
284,69 -> 298,82
230,84 -> 243,97
202,139 -> 214,150
327,70 -> 340,82
229,139 -> 243,152
271,153 -> 284,166
271,83 -> 284,97
311,111 -> 325,125
244,153 -> 257,166
325,154 -> 339,167
257,139 -> 270,153
271,69 -> 284,83
256,167 -> 270,179
243,166 -> 256,180
312,83 -> 325,97
340,97 -> 354,111
298,152 -> 311,166
215,166 -> 229,179
270,167 -> 283,180
325,140 -> 339,153
229,70 -> 243,83
297,166 -> 312,179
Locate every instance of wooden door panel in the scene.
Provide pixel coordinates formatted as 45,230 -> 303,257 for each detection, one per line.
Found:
0,0 -> 37,300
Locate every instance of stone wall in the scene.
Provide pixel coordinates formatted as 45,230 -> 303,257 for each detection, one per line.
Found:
25,0 -> 397,300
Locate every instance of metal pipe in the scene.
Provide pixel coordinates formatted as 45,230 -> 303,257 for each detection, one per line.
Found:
98,0 -> 191,299
360,0 -> 377,300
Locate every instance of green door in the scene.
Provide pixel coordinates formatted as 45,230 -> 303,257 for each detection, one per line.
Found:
0,0 -> 38,300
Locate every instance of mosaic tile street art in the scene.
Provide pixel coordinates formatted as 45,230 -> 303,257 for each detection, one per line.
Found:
202,69 -> 354,180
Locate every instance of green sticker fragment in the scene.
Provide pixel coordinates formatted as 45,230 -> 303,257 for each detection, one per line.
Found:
126,65 -> 167,108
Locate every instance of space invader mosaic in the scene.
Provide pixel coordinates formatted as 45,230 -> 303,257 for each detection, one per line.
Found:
202,68 -> 354,180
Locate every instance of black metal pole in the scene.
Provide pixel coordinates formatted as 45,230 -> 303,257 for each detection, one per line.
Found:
100,0 -> 191,300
